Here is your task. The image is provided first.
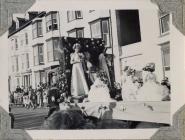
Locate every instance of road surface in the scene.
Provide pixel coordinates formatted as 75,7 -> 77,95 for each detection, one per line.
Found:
11,106 -> 48,129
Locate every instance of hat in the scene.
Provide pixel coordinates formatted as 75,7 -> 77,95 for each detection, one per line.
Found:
73,43 -> 82,50
123,66 -> 130,72
143,63 -> 155,72
126,68 -> 132,76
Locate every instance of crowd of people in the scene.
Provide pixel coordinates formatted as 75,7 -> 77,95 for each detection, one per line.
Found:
9,83 -> 49,109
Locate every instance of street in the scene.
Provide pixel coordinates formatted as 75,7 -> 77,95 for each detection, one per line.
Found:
11,106 -> 48,129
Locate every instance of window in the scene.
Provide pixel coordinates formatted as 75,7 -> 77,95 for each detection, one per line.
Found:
32,20 -> 43,39
91,21 -> 102,38
67,11 -> 76,22
68,30 -> 76,37
161,43 -> 170,71
35,71 -> 40,87
47,40 -> 53,62
11,56 -> 15,72
20,39 -> 24,47
33,44 -> 44,66
25,33 -> 28,44
90,18 -> 110,47
102,20 -> 110,46
16,56 -> 19,72
35,71 -> 45,87
116,10 -> 141,46
26,53 -> 30,68
17,77 -> 20,86
160,14 -> 170,34
68,28 -> 84,38
67,11 -> 83,22
53,38 -> 60,61
77,29 -> 84,38
40,71 -> 45,83
22,54 -> 25,70
46,12 -> 58,32
46,38 -> 60,62
11,39 -> 14,50
15,38 -> 18,50
76,11 -> 83,18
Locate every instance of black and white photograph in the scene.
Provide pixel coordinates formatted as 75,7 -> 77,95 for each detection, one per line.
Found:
7,9 -> 171,130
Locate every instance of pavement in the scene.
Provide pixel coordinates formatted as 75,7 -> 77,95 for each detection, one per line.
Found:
11,106 -> 48,129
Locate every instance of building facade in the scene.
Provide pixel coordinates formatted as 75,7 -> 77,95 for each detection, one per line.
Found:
8,9 -> 170,92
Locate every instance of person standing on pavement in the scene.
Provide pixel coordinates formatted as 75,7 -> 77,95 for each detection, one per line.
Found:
32,89 -> 37,109
28,86 -> 37,109
36,84 -> 43,108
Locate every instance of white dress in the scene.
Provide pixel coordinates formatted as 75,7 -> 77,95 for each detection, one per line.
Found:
70,53 -> 89,96
121,75 -> 137,101
136,81 -> 169,101
88,78 -> 112,102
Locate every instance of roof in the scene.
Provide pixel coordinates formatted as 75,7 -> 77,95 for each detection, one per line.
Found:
8,11 -> 46,38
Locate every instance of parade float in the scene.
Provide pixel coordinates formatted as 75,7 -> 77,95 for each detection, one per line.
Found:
53,36 -> 170,126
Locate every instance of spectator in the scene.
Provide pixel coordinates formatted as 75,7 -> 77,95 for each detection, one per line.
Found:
36,84 -> 43,108
43,87 -> 48,108
28,86 -> 36,109
15,85 -> 22,93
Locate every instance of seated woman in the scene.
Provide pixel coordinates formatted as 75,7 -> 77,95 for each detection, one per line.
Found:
121,68 -> 138,101
137,64 -> 170,101
87,71 -> 113,102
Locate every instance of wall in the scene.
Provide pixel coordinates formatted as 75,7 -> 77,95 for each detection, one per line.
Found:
113,6 -> 167,84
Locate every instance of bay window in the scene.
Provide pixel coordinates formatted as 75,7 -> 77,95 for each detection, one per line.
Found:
46,38 -> 60,62
32,20 -> 43,39
160,14 -> 170,35
33,44 -> 44,66
46,12 -> 58,32
90,18 -> 110,47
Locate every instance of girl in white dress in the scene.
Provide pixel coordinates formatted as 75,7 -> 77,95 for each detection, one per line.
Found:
121,68 -> 137,101
70,43 -> 89,97
137,72 -> 169,101
88,72 -> 112,102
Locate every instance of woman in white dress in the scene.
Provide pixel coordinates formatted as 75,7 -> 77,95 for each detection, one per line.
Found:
88,72 -> 112,102
121,68 -> 137,101
70,43 -> 89,97
137,72 -> 169,101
